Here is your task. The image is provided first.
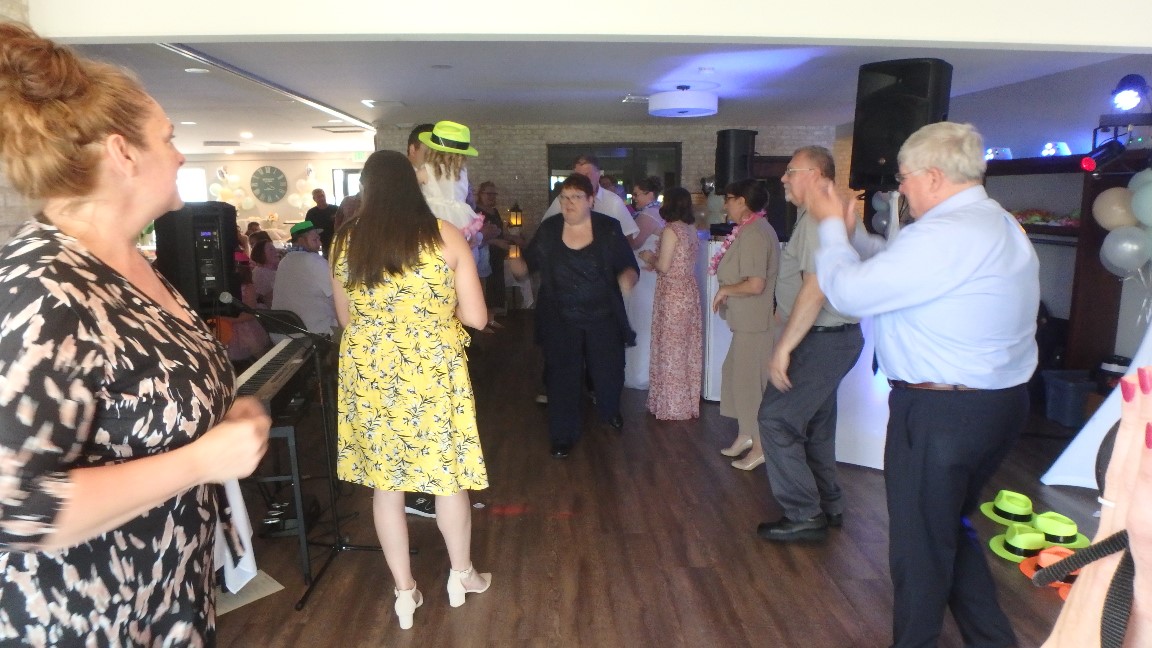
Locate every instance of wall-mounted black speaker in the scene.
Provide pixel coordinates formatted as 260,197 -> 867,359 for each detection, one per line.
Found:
849,58 -> 953,190
716,129 -> 758,191
153,201 -> 239,318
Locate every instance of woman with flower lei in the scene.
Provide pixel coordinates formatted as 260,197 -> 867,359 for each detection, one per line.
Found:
712,179 -> 780,471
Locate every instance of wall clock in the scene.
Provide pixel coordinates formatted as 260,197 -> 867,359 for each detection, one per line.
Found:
251,165 -> 289,203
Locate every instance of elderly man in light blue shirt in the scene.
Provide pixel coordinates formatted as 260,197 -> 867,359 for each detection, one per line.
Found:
811,121 -> 1039,648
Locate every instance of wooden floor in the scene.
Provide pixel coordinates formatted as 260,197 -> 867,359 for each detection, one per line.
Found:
218,311 -> 1097,648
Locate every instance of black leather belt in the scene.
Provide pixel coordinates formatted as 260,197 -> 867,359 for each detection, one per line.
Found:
888,380 -> 979,391
810,323 -> 860,333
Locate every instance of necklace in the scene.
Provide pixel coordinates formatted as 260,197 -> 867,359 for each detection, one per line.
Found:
709,211 -> 764,276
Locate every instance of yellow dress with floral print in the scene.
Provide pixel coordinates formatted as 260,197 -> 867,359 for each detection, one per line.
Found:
332,229 -> 488,495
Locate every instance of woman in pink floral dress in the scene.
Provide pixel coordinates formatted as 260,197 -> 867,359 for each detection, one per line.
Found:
640,187 -> 702,420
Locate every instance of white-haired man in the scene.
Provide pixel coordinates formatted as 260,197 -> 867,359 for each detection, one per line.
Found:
811,121 -> 1039,648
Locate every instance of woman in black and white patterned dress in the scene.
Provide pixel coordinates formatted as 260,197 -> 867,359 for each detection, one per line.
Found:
0,23 -> 270,645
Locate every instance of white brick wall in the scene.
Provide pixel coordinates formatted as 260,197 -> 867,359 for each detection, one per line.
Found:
0,0 -> 27,23
375,121 -> 835,232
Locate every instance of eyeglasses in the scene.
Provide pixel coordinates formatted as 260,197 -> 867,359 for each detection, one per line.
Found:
723,195 -> 738,202
784,167 -> 815,175
895,168 -> 927,184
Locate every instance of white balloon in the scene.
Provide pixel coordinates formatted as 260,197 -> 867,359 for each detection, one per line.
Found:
209,182 -> 222,198
231,187 -> 246,200
295,179 -> 309,193
287,194 -> 302,208
871,191 -> 889,212
1129,168 -> 1152,193
1101,225 -> 1151,273
241,197 -> 256,211
1132,183 -> 1152,227
226,174 -> 241,189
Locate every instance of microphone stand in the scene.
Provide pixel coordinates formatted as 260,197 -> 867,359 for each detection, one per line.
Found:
219,292 -> 383,610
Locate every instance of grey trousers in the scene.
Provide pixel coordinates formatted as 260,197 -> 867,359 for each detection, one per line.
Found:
757,326 -> 863,520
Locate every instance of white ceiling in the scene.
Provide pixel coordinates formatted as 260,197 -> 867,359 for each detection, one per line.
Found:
72,39 -> 1138,156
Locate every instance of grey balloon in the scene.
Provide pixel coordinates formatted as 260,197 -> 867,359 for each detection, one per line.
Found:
871,210 -> 891,236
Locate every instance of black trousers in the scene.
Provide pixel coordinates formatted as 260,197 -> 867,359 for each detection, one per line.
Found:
541,315 -> 624,445
885,384 -> 1027,648
758,326 -> 864,520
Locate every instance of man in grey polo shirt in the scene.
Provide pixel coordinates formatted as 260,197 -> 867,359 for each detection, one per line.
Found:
756,145 -> 864,543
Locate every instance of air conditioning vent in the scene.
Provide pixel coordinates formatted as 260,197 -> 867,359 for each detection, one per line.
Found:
313,125 -> 368,134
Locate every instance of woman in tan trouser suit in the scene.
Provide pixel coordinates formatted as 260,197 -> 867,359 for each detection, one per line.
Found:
712,179 -> 780,470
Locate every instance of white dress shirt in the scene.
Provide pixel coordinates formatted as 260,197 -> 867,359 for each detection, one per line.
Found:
543,186 -> 639,238
814,186 -> 1039,389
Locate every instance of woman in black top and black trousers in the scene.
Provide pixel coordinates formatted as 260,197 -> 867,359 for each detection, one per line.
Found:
525,174 -> 638,458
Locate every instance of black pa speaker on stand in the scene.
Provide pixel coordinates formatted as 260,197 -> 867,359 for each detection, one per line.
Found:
849,58 -> 953,191
153,201 -> 240,319
716,129 -> 758,191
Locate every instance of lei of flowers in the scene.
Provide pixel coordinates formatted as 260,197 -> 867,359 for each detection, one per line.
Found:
709,211 -> 765,275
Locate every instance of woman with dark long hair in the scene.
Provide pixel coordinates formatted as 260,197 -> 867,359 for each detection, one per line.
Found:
330,149 -> 491,630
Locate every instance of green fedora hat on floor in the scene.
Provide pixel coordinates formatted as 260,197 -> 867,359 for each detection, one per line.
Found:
989,523 -> 1047,563
1033,511 -> 1090,549
980,490 -> 1035,526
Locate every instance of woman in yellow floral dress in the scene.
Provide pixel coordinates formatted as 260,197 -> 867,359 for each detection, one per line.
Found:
330,150 -> 491,630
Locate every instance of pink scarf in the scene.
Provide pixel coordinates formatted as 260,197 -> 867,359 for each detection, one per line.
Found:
708,211 -> 764,276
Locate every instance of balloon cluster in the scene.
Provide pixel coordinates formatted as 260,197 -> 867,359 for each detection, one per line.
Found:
1094,169 -> 1152,278
285,178 -> 318,211
208,168 -> 257,212
870,190 -> 899,236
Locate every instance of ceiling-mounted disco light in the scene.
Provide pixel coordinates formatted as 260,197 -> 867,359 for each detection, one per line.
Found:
649,85 -> 717,118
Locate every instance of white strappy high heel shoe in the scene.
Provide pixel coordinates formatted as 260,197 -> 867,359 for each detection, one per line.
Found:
394,583 -> 423,630
446,565 -> 491,607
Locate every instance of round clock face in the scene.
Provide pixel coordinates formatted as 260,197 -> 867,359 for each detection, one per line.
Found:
251,165 -> 288,203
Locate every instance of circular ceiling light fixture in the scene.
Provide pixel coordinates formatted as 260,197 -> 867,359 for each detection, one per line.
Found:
649,85 -> 717,118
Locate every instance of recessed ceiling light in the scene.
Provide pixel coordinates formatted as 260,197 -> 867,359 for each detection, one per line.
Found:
328,119 -> 344,123
184,67 -> 210,74
239,131 -> 253,139
361,99 -> 376,108
431,64 -> 452,70
224,149 -> 235,155
180,121 -> 197,126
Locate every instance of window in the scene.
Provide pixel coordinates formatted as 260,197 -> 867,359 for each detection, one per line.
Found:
332,168 -> 362,204
546,143 -> 681,204
177,167 -> 208,202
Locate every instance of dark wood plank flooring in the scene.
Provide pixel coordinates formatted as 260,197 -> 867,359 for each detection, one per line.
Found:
218,311 -> 1096,647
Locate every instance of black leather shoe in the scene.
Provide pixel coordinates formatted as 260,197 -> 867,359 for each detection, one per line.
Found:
826,513 -> 843,528
550,443 -> 571,459
757,515 -> 829,542
608,414 -> 624,431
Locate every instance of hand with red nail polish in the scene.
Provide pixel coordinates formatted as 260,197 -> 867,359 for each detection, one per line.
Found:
1043,369 -> 1152,647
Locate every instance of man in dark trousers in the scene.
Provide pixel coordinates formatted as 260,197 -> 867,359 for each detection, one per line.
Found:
755,145 -> 864,543
812,121 -> 1039,648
